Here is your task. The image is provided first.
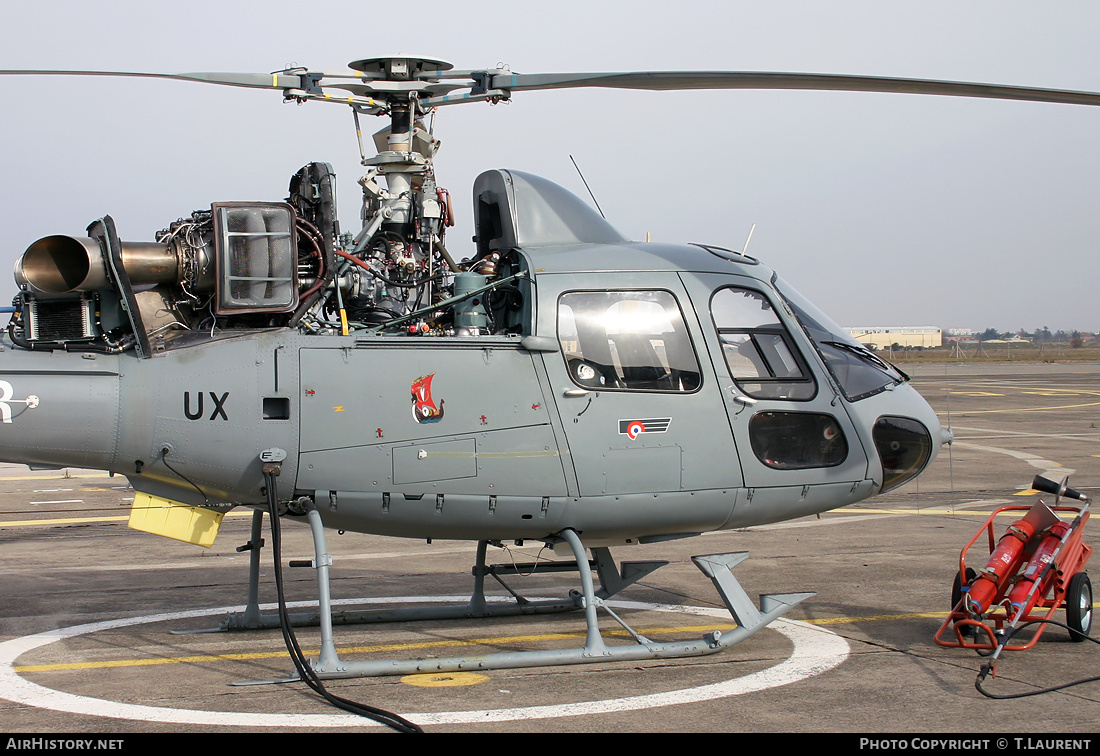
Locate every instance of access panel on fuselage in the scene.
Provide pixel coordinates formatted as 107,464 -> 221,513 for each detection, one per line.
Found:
296,341 -> 569,498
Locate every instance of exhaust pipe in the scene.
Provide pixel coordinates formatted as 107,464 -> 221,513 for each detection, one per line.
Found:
17,235 -> 179,294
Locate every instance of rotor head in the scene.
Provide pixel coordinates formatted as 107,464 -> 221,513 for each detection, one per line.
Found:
347,55 -> 454,80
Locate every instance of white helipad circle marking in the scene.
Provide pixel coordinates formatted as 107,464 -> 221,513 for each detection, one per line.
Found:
0,596 -> 848,727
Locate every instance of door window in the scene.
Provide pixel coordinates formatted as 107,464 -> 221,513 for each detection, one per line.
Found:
557,290 -> 701,392
710,287 -> 815,400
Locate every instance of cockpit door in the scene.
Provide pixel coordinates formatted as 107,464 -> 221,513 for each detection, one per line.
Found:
538,272 -> 743,497
680,273 -> 870,490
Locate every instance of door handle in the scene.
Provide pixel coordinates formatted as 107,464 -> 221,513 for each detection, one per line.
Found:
563,388 -> 590,397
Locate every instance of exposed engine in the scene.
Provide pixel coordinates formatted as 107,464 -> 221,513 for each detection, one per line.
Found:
8,162 -> 525,354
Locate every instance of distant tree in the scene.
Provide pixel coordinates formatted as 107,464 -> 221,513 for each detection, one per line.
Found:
978,328 -> 1001,341
1053,329 -> 1070,342
1071,331 -> 1084,348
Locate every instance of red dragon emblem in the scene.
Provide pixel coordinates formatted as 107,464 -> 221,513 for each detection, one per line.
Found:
411,373 -> 445,424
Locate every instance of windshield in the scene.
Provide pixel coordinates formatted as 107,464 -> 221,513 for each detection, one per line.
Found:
772,276 -> 906,401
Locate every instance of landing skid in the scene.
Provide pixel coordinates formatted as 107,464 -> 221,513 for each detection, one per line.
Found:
231,506 -> 813,681
189,511 -> 669,634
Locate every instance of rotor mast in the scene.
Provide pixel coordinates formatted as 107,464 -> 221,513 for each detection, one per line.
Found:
344,57 -> 447,245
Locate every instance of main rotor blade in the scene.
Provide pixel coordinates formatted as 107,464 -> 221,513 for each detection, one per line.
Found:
0,69 -> 306,91
490,71 -> 1100,107
7,67 -> 1100,109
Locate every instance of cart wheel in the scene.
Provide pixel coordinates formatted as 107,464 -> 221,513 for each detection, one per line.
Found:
951,568 -> 976,611
1065,572 -> 1092,642
952,568 -> 977,636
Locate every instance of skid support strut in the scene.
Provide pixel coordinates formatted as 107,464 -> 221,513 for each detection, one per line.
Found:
176,510 -> 269,635
287,504 -> 812,680
239,510 -> 265,628
216,520 -> 668,633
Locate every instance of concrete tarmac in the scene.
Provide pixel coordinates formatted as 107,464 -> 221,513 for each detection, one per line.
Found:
1,361 -> 1098,736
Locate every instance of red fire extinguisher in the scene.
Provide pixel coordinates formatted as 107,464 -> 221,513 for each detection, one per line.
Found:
967,519 -> 1037,614
1005,521 -> 1071,615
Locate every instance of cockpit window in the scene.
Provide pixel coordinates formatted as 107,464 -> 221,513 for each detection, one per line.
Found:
710,286 -> 815,400
772,276 -> 907,402
557,290 -> 702,392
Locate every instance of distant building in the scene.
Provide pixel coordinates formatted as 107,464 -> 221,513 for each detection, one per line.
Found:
845,326 -> 942,349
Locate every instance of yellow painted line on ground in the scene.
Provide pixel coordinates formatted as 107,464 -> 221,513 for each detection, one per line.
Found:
940,400 -> 1100,416
1022,391 -> 1090,397
0,510 -> 255,528
402,671 -> 489,687
807,602 -> 1099,626
0,474 -> 113,482
13,624 -> 737,673
828,508 -> 1006,516
831,507 -> 1078,521
1,515 -> 128,527
950,385 -> 1100,397
826,508 -> 941,515
806,611 -> 945,625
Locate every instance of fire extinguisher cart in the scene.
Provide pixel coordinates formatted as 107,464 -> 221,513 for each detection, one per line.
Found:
934,475 -> 1092,652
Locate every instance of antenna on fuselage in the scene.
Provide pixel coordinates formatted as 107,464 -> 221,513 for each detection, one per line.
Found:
569,155 -> 605,219
742,223 -> 757,256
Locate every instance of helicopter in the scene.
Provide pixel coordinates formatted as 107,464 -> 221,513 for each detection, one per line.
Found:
2,55 -> 1097,694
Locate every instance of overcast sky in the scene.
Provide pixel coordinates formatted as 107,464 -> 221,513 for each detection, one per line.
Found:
2,1 -> 1099,333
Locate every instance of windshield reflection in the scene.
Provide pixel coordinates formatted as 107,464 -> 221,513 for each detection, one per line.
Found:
772,277 -> 907,401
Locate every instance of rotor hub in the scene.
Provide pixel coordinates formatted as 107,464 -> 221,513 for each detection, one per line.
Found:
347,55 -> 454,80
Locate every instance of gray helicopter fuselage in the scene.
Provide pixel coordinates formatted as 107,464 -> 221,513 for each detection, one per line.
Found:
3,59 -> 1096,554
0,235 -> 942,546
